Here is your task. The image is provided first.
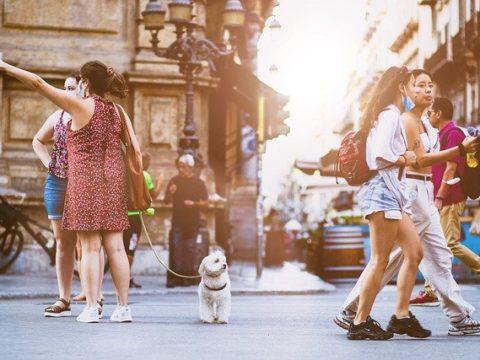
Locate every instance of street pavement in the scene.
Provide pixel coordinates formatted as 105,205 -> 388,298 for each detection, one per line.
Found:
2,283 -> 480,360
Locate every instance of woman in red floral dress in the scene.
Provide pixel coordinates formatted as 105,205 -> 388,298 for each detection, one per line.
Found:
1,59 -> 139,323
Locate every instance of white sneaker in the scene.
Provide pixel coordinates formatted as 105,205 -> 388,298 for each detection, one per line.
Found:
97,302 -> 103,319
110,306 -> 132,323
449,315 -> 480,336
76,306 -> 99,323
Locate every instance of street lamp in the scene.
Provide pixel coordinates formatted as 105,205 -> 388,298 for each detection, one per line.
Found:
142,0 -> 246,156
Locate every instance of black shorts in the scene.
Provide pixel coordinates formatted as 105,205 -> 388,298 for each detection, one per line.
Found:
123,215 -> 142,257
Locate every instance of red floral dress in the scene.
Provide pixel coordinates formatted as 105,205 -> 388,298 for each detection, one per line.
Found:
62,95 -> 129,231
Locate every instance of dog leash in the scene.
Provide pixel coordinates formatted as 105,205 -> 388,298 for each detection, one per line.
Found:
139,214 -> 201,279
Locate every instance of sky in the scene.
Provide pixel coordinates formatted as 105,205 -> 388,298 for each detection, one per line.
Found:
257,0 -> 367,204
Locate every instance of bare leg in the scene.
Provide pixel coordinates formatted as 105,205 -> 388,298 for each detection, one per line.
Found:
98,246 -> 105,300
51,220 -> 76,301
73,241 -> 85,301
78,231 -> 102,308
354,212 -> 397,325
394,215 -> 423,318
103,231 -> 130,306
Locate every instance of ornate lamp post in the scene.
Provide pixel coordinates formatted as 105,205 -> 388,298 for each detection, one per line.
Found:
142,0 -> 246,157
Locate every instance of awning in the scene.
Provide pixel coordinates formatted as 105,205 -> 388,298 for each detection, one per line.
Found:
294,149 -> 339,176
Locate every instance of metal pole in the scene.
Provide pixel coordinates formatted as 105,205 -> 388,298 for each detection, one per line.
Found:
256,95 -> 265,279
184,66 -> 195,137
178,64 -> 199,156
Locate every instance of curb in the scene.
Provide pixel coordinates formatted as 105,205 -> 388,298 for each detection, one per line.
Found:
0,287 -> 334,300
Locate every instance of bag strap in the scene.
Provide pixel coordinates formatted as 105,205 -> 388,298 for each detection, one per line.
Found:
114,104 -> 130,147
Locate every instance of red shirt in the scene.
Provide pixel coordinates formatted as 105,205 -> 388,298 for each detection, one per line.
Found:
432,121 -> 466,205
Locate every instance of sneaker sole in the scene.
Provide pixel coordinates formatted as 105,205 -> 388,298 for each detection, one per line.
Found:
333,317 -> 351,331
448,328 -> 480,336
410,303 -> 440,307
347,333 -> 393,340
387,327 -> 431,338
76,318 -> 99,323
44,311 -> 72,317
110,319 -> 132,323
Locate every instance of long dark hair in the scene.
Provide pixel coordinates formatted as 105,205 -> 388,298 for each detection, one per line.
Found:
360,66 -> 412,130
80,60 -> 128,98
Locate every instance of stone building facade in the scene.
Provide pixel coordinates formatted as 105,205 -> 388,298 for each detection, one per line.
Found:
343,0 -> 480,130
0,0 -> 279,272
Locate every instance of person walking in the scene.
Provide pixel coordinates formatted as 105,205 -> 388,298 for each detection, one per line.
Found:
335,70 -> 480,336
0,58 -> 137,323
33,74 -> 78,317
164,154 -> 209,288
123,152 -> 163,288
346,66 -> 430,340
409,97 -> 480,306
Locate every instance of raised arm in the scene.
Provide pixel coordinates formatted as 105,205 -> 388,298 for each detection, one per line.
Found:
32,112 -> 58,168
0,59 -> 83,117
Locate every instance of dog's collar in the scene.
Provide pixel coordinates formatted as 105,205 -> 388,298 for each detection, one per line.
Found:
204,282 -> 227,291
206,272 -> 221,278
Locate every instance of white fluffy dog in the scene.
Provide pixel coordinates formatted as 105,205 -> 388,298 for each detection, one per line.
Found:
198,251 -> 231,324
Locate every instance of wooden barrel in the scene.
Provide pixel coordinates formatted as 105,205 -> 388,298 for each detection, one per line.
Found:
320,226 -> 365,283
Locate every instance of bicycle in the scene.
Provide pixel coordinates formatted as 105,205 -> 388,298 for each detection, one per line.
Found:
0,195 -> 112,277
0,195 -> 56,273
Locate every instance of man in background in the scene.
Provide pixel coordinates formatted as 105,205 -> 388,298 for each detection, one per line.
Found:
164,154 -> 209,287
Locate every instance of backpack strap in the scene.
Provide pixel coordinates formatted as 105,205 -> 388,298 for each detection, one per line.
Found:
440,126 -> 465,150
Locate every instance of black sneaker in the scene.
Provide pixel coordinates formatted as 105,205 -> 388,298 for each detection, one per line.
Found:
387,311 -> 431,338
347,316 -> 393,340
129,278 -> 142,289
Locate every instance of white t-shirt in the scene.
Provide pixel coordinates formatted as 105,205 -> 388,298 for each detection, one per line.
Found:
365,104 -> 408,209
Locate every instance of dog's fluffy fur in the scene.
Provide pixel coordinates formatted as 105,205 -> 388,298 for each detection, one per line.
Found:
198,251 -> 231,324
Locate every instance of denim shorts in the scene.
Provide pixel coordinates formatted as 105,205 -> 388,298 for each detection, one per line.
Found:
44,173 -> 68,220
357,173 -> 403,220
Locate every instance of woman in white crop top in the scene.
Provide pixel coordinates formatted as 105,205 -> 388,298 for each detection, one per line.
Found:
347,66 -> 431,340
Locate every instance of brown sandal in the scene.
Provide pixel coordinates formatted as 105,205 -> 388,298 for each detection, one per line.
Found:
44,298 -> 71,317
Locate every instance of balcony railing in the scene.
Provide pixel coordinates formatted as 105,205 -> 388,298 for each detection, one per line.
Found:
424,42 -> 448,73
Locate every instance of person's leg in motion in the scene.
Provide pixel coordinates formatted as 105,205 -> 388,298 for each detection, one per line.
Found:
418,206 -> 479,335
442,203 -> 480,275
348,212 -> 397,340
335,244 -> 404,329
354,213 -> 397,324
386,215 -> 431,338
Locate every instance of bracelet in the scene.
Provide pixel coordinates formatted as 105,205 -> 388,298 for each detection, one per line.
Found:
458,143 -> 466,157
399,154 -> 407,165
